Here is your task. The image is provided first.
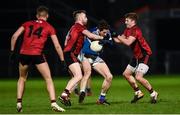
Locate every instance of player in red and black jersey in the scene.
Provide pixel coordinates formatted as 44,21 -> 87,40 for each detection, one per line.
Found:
10,6 -> 65,112
114,12 -> 158,104
58,10 -> 103,106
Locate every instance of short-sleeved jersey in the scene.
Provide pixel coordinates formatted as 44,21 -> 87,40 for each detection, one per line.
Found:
123,25 -> 152,59
64,23 -> 86,56
81,27 -> 112,56
20,19 -> 56,55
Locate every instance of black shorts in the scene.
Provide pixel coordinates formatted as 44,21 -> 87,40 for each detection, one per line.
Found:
19,54 -> 46,65
64,51 -> 78,66
129,55 -> 150,68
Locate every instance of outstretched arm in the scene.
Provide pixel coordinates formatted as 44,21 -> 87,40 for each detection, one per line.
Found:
82,30 -> 103,40
11,26 -> 24,51
113,35 -> 122,43
51,35 -> 64,61
117,35 -> 136,46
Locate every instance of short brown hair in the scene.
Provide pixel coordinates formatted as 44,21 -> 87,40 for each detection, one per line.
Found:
97,20 -> 110,31
73,10 -> 86,21
125,12 -> 138,23
36,6 -> 49,17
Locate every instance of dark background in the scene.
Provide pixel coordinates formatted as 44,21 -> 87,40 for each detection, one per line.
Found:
0,0 -> 180,78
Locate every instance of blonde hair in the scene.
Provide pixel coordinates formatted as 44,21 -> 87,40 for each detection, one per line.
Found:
73,10 -> 86,21
125,12 -> 138,23
36,6 -> 49,17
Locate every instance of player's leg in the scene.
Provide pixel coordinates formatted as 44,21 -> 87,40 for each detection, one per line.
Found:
86,77 -> 92,96
135,63 -> 158,103
64,63 -> 83,92
60,62 -> 83,106
79,58 -> 91,103
67,68 -> 80,96
58,52 -> 83,106
17,63 -> 29,112
36,62 -> 65,112
72,83 -> 80,96
93,62 -> 112,105
122,58 -> 144,103
67,69 -> 79,96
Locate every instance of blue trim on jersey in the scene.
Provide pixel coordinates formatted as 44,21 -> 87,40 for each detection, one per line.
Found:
81,27 -> 99,56
81,27 -> 113,56
81,38 -> 99,56
89,27 -> 98,33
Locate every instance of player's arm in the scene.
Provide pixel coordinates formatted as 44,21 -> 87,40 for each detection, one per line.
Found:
11,26 -> 24,51
113,35 -> 122,43
113,34 -> 125,43
51,35 -> 64,61
82,30 -> 103,40
117,35 -> 136,46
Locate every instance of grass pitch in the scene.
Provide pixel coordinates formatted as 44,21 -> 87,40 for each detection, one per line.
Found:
0,75 -> 180,114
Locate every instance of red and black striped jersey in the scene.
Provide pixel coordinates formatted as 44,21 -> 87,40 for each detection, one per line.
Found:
64,23 -> 86,56
123,25 -> 152,59
20,19 -> 56,55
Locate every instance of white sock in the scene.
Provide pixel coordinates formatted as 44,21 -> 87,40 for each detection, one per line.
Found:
17,102 -> 22,106
135,90 -> 142,95
61,92 -> 68,97
80,89 -> 85,93
51,102 -> 56,106
100,92 -> 106,96
150,91 -> 156,97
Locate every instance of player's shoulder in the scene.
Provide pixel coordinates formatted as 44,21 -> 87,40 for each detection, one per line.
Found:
134,26 -> 142,35
24,20 -> 33,24
47,22 -> 55,29
73,23 -> 80,27
130,26 -> 142,35
73,23 -> 86,31
133,25 -> 141,31
89,27 -> 98,35
89,27 -> 97,32
40,21 -> 55,31
22,20 -> 34,27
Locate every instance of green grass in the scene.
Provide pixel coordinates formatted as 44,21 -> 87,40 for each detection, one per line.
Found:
0,75 -> 180,114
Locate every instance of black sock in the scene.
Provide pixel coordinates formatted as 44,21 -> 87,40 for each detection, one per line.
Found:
86,88 -> 91,93
51,100 -> 56,103
64,89 -> 70,95
149,88 -> 153,94
134,87 -> 140,91
17,98 -> 22,103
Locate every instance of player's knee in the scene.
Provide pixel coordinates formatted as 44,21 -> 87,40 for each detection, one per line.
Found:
106,74 -> 113,82
123,71 -> 130,78
84,70 -> 91,77
83,75 -> 90,81
135,76 -> 143,82
19,76 -> 27,82
43,75 -> 52,81
76,75 -> 83,82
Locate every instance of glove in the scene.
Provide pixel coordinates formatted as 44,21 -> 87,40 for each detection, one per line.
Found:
111,31 -> 118,38
99,39 -> 113,46
99,39 -> 107,45
61,61 -> 67,72
103,34 -> 110,40
9,51 -> 16,63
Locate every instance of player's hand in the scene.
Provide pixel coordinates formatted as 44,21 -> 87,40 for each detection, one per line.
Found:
103,34 -> 110,40
99,39 -> 111,45
111,31 -> 118,38
99,39 -> 106,45
9,51 -> 16,63
61,61 -> 68,72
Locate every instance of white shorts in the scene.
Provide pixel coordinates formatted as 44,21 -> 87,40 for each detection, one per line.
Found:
77,51 -> 84,62
77,52 -> 104,67
127,63 -> 149,74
